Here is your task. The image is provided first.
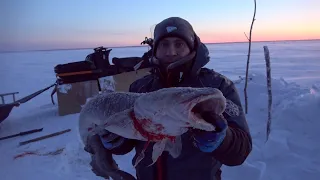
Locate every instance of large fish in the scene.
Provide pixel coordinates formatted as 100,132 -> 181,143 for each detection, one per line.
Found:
79,87 -> 226,167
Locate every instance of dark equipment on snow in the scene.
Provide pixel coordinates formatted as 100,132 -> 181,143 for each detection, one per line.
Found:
0,83 -> 57,123
141,36 -> 154,48
0,37 -> 154,122
52,40 -> 154,116
0,128 -> 43,141
19,128 -> 71,146
54,46 -> 152,85
0,92 -> 19,104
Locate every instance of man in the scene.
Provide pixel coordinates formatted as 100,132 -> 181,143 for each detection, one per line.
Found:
86,17 -> 252,180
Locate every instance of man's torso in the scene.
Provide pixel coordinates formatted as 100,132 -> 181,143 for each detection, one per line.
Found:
128,68 -> 228,180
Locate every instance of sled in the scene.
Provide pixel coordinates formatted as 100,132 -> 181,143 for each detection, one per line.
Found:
0,83 -> 57,123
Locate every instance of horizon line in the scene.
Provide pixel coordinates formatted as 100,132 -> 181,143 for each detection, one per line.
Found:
1,38 -> 319,54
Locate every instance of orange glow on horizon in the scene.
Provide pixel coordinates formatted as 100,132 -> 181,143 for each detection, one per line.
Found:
195,19 -> 320,43
198,30 -> 320,44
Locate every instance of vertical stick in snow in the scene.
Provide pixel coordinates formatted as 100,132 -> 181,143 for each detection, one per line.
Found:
244,0 -> 257,114
263,46 -> 272,142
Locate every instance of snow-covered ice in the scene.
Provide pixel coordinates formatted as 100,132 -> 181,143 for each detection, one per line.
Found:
0,40 -> 319,180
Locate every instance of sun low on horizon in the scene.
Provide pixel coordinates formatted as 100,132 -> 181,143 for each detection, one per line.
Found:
1,0 -> 319,51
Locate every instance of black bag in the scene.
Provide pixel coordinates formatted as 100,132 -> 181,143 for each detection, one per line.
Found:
54,46 -> 152,85
54,47 -> 112,74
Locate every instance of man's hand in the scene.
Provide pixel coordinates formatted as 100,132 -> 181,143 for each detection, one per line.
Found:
99,130 -> 126,150
192,112 -> 227,152
191,98 -> 228,152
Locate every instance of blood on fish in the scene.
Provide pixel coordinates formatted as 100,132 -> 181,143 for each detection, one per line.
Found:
156,124 -> 164,132
140,119 -> 152,127
139,118 -> 165,132
130,111 -> 176,142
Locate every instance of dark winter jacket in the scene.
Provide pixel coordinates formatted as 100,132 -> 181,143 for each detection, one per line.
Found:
110,36 -> 252,180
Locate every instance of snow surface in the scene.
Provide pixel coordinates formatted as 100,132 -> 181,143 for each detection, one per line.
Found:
0,40 -> 320,180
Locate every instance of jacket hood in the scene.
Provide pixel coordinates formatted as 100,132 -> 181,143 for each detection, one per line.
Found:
188,34 -> 210,76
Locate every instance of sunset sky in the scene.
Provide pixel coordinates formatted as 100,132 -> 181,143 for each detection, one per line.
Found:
1,0 -> 319,51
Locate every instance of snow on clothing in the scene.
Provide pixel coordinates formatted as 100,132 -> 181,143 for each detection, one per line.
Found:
109,34 -> 252,180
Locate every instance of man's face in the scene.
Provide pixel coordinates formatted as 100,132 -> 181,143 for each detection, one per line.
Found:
155,37 -> 191,66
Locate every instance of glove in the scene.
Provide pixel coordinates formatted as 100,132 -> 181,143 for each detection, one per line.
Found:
98,130 -> 125,150
84,130 -> 125,154
192,112 -> 228,153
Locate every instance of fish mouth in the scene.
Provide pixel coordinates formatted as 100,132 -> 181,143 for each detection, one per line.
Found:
186,91 -> 225,127
189,94 -> 219,112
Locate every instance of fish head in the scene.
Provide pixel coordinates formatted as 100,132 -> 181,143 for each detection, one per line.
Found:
171,87 -> 226,114
134,87 -> 226,132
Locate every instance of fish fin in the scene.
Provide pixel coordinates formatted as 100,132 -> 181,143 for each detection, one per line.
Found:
133,151 -> 145,168
148,140 -> 167,167
102,108 -> 146,141
165,136 -> 182,158
134,140 -> 150,167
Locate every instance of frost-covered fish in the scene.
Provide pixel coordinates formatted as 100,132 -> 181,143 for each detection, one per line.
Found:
79,87 -> 226,167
